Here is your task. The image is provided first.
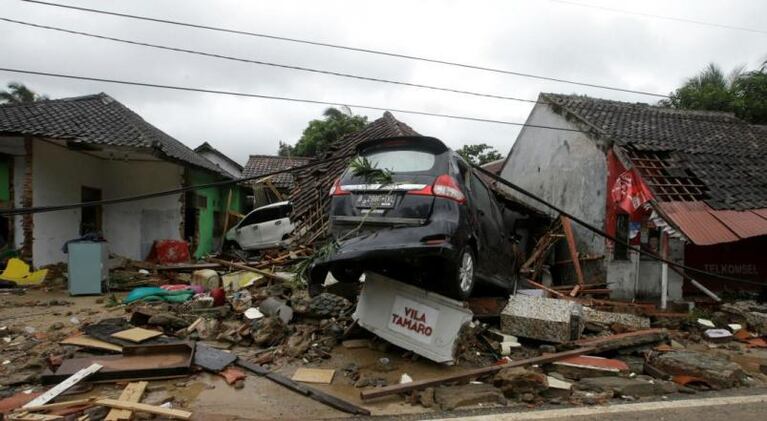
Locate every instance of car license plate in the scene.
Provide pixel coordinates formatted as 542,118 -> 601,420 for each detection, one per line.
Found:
355,194 -> 395,209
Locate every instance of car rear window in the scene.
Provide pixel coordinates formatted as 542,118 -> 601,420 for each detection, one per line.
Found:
363,150 -> 436,173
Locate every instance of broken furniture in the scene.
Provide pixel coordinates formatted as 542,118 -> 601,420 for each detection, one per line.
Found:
0,258 -> 48,286
354,272 -> 474,364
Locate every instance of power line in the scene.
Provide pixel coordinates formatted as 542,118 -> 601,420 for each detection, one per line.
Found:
550,0 -> 767,35
0,17 -> 539,105
473,164 -> 764,288
19,0 -> 670,98
0,67 -> 587,133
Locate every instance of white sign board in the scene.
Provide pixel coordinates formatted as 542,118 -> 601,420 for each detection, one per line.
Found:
388,295 -> 440,344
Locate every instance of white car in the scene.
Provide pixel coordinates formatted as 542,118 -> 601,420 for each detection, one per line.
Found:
224,201 -> 295,251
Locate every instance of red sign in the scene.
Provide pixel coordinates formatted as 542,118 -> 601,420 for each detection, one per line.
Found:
611,169 -> 652,214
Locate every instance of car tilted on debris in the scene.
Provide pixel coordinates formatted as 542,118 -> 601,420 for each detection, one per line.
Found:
309,136 -> 519,300
224,201 -> 295,251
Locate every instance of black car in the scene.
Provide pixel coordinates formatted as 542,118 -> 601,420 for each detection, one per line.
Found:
308,136 -> 518,300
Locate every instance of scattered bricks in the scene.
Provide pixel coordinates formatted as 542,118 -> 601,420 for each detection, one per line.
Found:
652,351 -> 747,389
582,308 -> 650,330
575,376 -> 676,398
433,383 -> 507,411
493,367 -> 548,399
500,295 -> 584,343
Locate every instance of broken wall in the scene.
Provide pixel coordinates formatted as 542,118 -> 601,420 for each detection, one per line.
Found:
30,140 -> 184,266
187,168 -> 242,258
499,103 -> 608,280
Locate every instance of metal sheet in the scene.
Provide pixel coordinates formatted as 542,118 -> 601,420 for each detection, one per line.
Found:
656,202 -> 739,245
658,201 -> 767,245
710,209 -> 767,239
353,272 -> 473,364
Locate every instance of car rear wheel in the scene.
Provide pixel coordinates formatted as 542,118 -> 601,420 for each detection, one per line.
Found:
447,248 -> 475,300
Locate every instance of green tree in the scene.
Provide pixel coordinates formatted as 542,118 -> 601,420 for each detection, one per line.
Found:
280,107 -> 368,157
277,141 -> 295,157
661,62 -> 767,124
0,82 -> 48,104
456,143 -> 503,165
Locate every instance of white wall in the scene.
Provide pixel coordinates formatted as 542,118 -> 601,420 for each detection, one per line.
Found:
499,103 -> 608,259
31,140 -> 184,266
199,150 -> 241,179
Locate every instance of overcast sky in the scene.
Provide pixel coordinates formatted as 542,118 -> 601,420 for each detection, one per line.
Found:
2,0 -> 766,164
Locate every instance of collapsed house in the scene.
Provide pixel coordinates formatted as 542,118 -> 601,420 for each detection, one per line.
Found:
242,154 -> 311,208
500,93 -> 767,301
0,93 -> 242,265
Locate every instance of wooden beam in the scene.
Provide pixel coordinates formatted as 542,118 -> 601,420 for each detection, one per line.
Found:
360,347 -> 596,401
104,381 -> 147,421
18,399 -> 94,412
523,279 -> 565,297
207,258 -> 286,281
94,400 -> 191,420
560,215 -> 585,295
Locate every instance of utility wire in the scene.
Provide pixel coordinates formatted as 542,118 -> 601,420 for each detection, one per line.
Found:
0,67 -> 587,133
0,152 -> 357,216
550,0 -> 767,36
19,0 -> 670,98
473,164 -> 764,288
0,17 -> 539,105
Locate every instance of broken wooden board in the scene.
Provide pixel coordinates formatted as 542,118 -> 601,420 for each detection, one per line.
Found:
7,412 -> 63,420
95,399 -> 191,420
291,368 -> 335,384
571,328 -> 668,353
105,382 -> 147,421
18,399 -> 94,413
24,364 -> 103,408
110,328 -> 163,343
42,343 -> 193,384
60,335 -> 122,353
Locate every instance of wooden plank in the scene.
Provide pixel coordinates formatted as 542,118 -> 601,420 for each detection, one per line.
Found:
110,328 -> 162,343
104,382 -> 148,421
24,364 -> 102,408
524,279 -> 565,297
60,336 -> 122,353
560,215 -> 585,293
360,347 -> 595,401
19,399 -> 93,412
95,399 -> 191,420
291,368 -> 335,384
572,329 -> 668,353
8,413 -> 63,421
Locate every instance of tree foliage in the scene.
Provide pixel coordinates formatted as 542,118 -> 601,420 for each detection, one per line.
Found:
0,82 -> 48,104
661,62 -> 767,124
456,143 -> 503,166
278,107 -> 368,157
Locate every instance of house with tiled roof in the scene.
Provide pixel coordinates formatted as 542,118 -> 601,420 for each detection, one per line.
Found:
243,154 -> 311,208
0,93 -> 242,265
195,141 -> 243,179
499,93 -> 767,301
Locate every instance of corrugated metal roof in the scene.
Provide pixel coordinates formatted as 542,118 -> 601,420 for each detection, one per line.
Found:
657,201 -> 767,246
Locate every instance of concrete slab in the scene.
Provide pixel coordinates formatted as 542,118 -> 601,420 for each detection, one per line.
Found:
500,295 -> 584,343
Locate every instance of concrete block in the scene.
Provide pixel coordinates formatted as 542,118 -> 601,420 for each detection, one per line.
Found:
652,351 -> 747,389
433,383 -> 507,410
583,307 -> 650,329
500,295 -> 584,343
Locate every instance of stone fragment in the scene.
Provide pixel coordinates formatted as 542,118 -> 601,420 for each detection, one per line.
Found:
500,295 -> 584,343
583,308 -> 650,330
575,376 -> 673,397
552,356 -> 629,380
434,383 -> 507,410
652,351 -> 747,389
418,387 -> 435,408
493,367 -> 548,398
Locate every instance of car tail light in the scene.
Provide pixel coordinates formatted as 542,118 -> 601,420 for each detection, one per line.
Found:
406,174 -> 466,204
433,174 -> 466,203
329,178 -> 349,196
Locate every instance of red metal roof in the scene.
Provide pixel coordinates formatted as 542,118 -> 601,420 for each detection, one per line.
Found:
657,201 -> 767,246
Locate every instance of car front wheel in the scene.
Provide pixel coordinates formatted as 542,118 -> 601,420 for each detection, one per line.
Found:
447,248 -> 475,301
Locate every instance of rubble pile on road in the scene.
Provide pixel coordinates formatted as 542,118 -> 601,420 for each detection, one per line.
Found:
2,245 -> 767,419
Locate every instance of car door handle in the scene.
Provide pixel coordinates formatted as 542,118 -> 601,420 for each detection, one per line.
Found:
275,220 -> 282,226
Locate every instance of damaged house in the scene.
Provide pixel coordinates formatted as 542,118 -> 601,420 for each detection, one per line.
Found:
0,93 -> 241,266
243,154 -> 311,208
500,94 -> 767,302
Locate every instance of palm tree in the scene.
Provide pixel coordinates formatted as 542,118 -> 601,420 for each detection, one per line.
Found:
662,64 -> 738,112
0,82 -> 48,104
